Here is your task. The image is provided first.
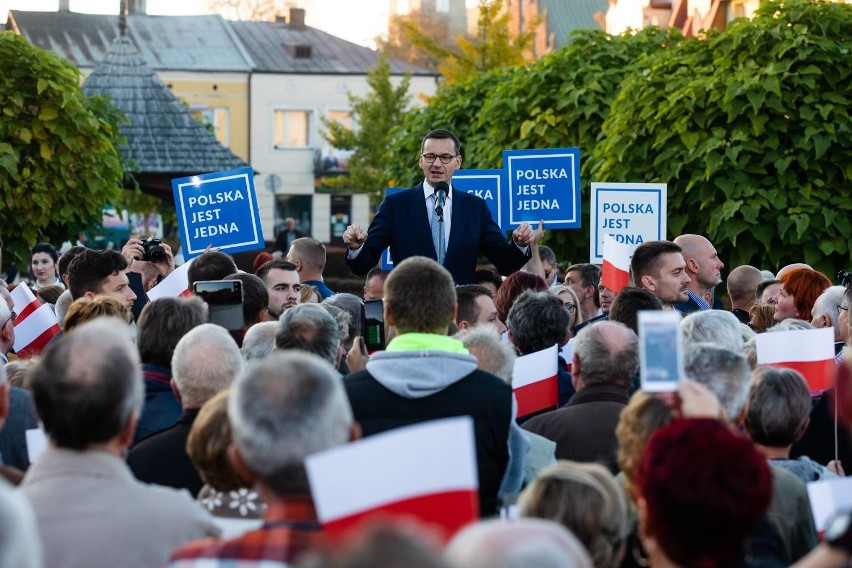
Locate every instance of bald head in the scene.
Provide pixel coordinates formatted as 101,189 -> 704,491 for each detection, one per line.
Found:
573,320 -> 639,388
776,263 -> 812,280
726,265 -> 764,310
674,234 -> 724,290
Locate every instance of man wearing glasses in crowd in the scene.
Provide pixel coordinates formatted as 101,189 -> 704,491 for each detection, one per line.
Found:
343,129 -> 539,284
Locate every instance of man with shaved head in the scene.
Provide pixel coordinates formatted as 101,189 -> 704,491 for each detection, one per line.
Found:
673,234 -> 725,314
726,265 -> 765,324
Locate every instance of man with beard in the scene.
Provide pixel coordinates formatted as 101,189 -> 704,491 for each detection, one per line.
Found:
255,260 -> 301,320
630,240 -> 691,311
673,234 -> 725,313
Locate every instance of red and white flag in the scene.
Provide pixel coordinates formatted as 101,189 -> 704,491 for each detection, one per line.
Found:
306,417 -> 479,543
601,234 -> 632,294
512,344 -> 559,418
146,259 -> 194,301
11,285 -> 61,359
756,328 -> 835,392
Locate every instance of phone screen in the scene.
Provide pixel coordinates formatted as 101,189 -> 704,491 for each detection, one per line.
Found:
193,280 -> 245,331
638,311 -> 683,392
363,299 -> 385,351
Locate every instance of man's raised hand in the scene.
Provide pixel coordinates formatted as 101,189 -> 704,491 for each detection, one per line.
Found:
343,224 -> 368,250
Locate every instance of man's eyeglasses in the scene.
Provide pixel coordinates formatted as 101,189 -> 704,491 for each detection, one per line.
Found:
421,153 -> 458,164
840,305 -> 849,312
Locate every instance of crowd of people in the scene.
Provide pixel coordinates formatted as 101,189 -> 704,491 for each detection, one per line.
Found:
0,128 -> 849,567
0,228 -> 849,568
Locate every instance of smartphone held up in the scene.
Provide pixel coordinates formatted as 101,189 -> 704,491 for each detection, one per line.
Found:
638,310 -> 684,393
192,279 -> 245,332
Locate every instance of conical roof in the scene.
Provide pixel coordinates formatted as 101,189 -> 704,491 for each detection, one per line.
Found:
82,35 -> 248,175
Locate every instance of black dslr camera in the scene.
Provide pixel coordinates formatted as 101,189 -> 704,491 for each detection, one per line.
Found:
140,236 -> 166,263
838,269 -> 852,288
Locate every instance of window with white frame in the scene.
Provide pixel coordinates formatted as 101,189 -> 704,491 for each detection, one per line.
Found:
190,106 -> 230,147
436,0 -> 450,13
321,109 -> 355,171
273,109 -> 312,149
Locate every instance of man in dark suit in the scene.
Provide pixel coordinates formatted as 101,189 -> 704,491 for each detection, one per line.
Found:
343,129 -> 537,284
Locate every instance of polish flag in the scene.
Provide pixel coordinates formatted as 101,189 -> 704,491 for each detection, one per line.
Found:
146,259 -> 194,301
756,328 -> 836,392
512,344 -> 559,418
11,285 -> 60,359
601,234 -> 633,294
306,417 -> 479,543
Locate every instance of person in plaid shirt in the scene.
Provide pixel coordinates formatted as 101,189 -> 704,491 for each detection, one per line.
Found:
169,351 -> 359,567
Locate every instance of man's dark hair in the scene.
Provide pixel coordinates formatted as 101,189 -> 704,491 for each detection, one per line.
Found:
474,269 -> 502,291
255,259 -> 298,285
31,242 -> 59,263
226,273 -> 269,326
844,284 -> 852,308
506,291 -> 570,354
608,287 -> 663,334
137,296 -> 207,367
187,251 -> 238,288
538,246 -> 557,266
455,284 -> 493,326
385,257 -> 456,334
755,279 -> 780,302
30,319 -> 142,450
630,240 -> 682,284
566,263 -> 601,307
67,249 -> 128,300
275,303 -> 341,365
745,367 -> 812,448
365,266 -> 390,285
57,246 -> 87,279
421,129 -> 461,156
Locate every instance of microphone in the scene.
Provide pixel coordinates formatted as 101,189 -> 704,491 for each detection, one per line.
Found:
433,181 -> 448,222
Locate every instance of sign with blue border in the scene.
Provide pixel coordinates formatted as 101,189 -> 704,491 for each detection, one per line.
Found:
589,182 -> 667,263
451,169 -> 506,231
172,167 -> 263,261
503,148 -> 581,229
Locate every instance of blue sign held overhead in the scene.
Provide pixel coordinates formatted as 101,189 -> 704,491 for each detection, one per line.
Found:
451,169 -> 506,231
503,148 -> 582,230
172,167 -> 264,260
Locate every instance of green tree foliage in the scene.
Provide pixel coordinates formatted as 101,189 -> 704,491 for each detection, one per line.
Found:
322,54 -> 411,202
589,0 -> 851,273
385,27 -> 680,249
0,32 -> 128,270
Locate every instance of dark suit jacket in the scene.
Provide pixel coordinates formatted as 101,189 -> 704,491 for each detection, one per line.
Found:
127,409 -> 203,497
0,387 -> 38,470
346,184 -> 529,284
521,383 -> 629,474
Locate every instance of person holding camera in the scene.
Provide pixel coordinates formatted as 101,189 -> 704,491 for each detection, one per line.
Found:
121,236 -> 176,321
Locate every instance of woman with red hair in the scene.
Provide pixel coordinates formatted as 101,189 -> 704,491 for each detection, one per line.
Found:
494,271 -> 548,324
636,419 -> 773,568
773,268 -> 831,322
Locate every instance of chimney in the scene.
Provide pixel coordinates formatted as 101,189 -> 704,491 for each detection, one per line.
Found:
58,0 -> 70,11
288,7 -> 306,30
127,0 -> 147,15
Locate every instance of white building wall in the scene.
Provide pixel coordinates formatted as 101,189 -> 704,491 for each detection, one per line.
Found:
249,73 -> 437,242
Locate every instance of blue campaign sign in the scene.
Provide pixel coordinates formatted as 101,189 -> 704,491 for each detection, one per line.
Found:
589,182 -> 667,263
380,187 -> 406,271
451,169 -> 506,231
503,148 -> 581,229
172,167 -> 263,260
